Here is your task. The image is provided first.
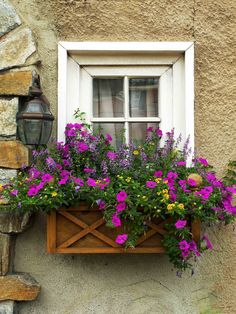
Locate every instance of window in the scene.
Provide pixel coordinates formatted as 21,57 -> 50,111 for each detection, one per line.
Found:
58,42 -> 194,150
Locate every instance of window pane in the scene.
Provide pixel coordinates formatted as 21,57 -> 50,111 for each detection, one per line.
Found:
93,78 -> 124,117
129,78 -> 159,117
93,123 -> 124,148
129,122 -> 159,144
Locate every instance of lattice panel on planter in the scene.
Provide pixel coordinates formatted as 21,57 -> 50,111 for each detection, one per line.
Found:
47,203 -> 200,254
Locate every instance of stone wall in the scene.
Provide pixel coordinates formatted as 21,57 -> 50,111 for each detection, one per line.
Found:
0,0 -> 235,313
0,1 -> 41,312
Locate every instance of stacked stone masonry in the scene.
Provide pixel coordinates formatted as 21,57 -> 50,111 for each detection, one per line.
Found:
0,0 -> 41,313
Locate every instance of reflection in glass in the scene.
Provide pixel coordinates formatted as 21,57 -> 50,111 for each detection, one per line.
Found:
129,123 -> 159,144
129,78 -> 159,117
93,123 -> 124,149
93,78 -> 124,117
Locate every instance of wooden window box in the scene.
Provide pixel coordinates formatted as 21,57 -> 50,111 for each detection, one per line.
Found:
47,203 -> 201,254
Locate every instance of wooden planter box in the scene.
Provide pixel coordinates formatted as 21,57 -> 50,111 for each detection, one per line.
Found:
47,203 -> 201,254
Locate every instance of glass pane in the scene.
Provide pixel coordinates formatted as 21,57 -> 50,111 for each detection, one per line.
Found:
93,123 -> 124,149
129,78 -> 159,117
129,122 -> 159,144
93,78 -> 124,117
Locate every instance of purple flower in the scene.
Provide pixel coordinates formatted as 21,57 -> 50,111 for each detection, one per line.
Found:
116,202 -> 127,213
112,213 -> 122,227
147,127 -> 153,132
115,234 -> 128,245
96,199 -> 106,210
46,157 -> 56,168
105,134 -> 112,142
175,220 -> 187,229
226,186 -> 236,194
58,176 -> 69,185
197,157 -> 209,166
181,250 -> 190,259
77,142 -> 89,153
107,151 -> 117,160
87,178 -> 97,187
202,235 -> 213,250
146,181 -> 157,189
154,170 -> 163,178
116,190 -> 128,202
65,128 -> 76,137
29,168 -> 41,179
179,240 -> 190,251
195,186 -> 213,200
156,128 -> 163,137
176,161 -> 186,166
10,189 -> 18,196
84,168 -> 96,173
73,177 -> 84,186
27,186 -> 39,197
42,173 -> 53,183
167,172 -> 178,180
60,170 -> 70,177
187,178 -> 197,187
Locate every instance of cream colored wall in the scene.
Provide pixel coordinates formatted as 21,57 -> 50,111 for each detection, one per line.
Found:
10,0 -> 236,313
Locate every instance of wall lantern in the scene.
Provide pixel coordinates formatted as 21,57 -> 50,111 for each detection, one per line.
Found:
17,72 -> 54,146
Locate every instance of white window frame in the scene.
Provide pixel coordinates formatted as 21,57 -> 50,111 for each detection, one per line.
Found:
58,42 -> 194,151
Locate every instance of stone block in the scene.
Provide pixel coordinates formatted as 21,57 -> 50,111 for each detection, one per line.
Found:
0,233 -> 14,276
0,211 -> 32,234
0,169 -> 17,185
0,301 -> 17,314
0,98 -> 18,137
0,141 -> 30,169
0,0 -> 21,37
0,72 -> 32,96
0,28 -> 36,70
0,273 -> 40,301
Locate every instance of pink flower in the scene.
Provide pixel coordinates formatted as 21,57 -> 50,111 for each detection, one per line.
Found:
179,240 -> 190,251
58,176 -> 69,185
84,168 -> 95,173
187,178 -> 197,187
105,134 -> 112,142
73,177 -> 84,186
156,128 -> 163,137
96,199 -> 106,210
197,157 -> 209,166
154,170 -> 162,178
10,189 -> 18,196
115,234 -> 128,245
181,250 -> 190,259
116,202 -> 126,212
77,142 -> 89,153
202,235 -> 213,250
176,161 -> 186,166
87,178 -> 97,187
29,168 -> 41,179
147,127 -> 153,132
146,181 -> 157,188
112,213 -> 122,227
27,186 -> 39,196
175,220 -> 187,229
116,190 -> 128,202
107,151 -> 117,160
42,173 -> 53,183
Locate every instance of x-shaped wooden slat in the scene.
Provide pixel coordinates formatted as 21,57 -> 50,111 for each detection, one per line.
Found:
58,211 -> 119,249
136,221 -> 168,245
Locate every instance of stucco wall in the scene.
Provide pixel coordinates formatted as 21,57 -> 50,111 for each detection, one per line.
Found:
8,0 -> 236,313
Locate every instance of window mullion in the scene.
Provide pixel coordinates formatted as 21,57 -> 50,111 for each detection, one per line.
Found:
124,76 -> 129,144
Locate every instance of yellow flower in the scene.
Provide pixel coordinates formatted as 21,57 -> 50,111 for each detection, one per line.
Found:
133,150 -> 139,155
163,194 -> 169,200
162,189 -> 168,194
0,184 -> 3,192
167,204 -> 174,211
155,178 -> 161,183
125,177 -> 131,183
142,196 -> 147,200
163,180 -> 168,184
178,203 -> 184,210
51,191 -> 58,197
156,192 -> 161,196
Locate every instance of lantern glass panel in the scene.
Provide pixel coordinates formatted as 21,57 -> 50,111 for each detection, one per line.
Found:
26,102 -> 44,113
24,120 -> 42,145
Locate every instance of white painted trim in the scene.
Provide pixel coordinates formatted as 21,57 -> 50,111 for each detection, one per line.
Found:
91,117 -> 161,123
60,41 -> 193,52
58,44 -> 68,141
184,44 -> 195,154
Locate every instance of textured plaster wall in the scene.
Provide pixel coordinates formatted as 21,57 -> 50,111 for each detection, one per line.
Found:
8,0 -> 236,313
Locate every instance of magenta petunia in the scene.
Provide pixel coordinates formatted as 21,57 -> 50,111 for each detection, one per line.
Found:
175,220 -> 187,229
202,235 -> 213,250
176,161 -> 186,166
73,177 -> 84,186
29,168 -> 41,179
87,178 -> 97,187
187,178 -> 197,187
156,128 -> 163,137
10,189 -> 18,196
58,176 -> 69,185
96,199 -> 106,210
116,202 -> 127,212
84,168 -> 96,173
179,240 -> 190,251
154,170 -> 163,178
107,151 -> 117,160
112,213 -> 122,227
197,157 -> 209,166
146,181 -> 157,189
147,127 -> 153,132
41,173 -> 53,183
27,186 -> 39,197
115,234 -> 128,245
116,190 -> 128,202
105,134 -> 112,142
77,142 -> 89,153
